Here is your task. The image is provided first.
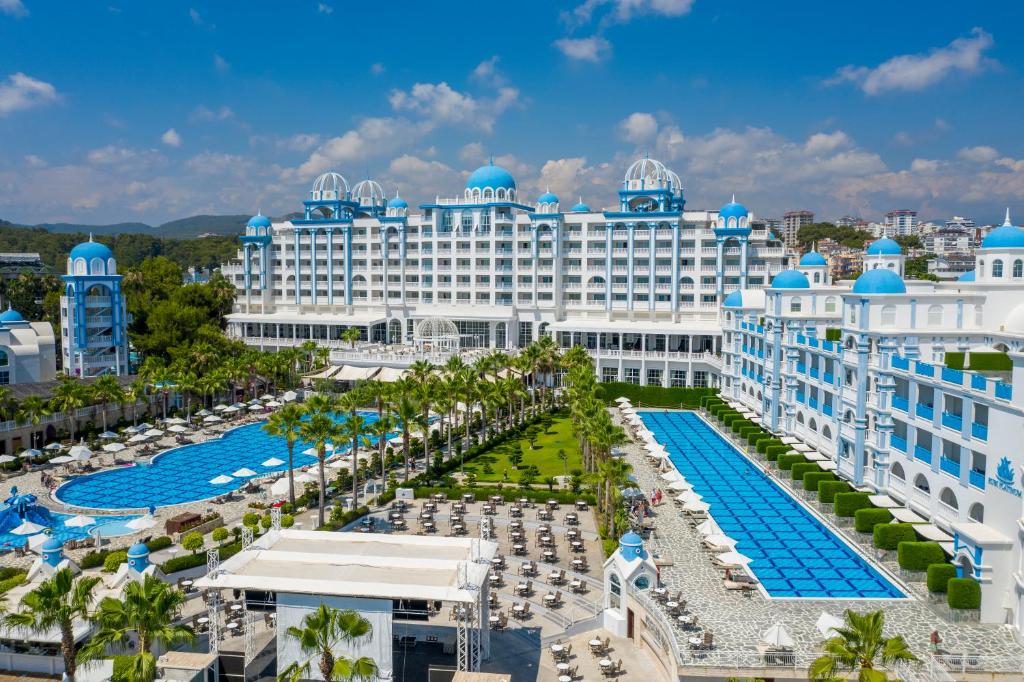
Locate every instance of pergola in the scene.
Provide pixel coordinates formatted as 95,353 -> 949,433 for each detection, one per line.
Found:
413,316 -> 461,354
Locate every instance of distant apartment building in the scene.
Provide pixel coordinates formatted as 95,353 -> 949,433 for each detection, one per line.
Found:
925,217 -> 976,256
881,209 -> 918,237
782,210 -> 814,245
834,215 -> 866,229
0,253 -> 50,281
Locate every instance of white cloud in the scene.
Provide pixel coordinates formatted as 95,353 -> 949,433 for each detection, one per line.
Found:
0,0 -> 28,17
213,54 -> 230,74
459,142 -> 485,165
553,36 -> 611,62
0,72 -> 60,116
803,131 -> 850,155
317,2 -> 333,14
827,28 -> 995,95
274,133 -> 321,152
910,158 -> 943,174
957,145 -> 999,163
189,7 -> 213,29
472,56 -> 503,84
569,0 -> 694,25
161,128 -> 182,147
87,145 -> 137,165
289,117 -> 427,180
388,82 -> 518,133
190,105 -> 235,122
186,152 -> 249,175
370,63 -> 386,76
617,112 -> 658,144
23,154 -> 46,168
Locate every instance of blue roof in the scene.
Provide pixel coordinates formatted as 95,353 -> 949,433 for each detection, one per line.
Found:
537,191 -> 558,205
852,268 -> 907,294
69,239 -> 114,262
719,198 -> 748,220
770,270 -> 811,289
958,270 -> 976,282
246,214 -> 271,229
799,251 -> 827,266
571,200 -> 591,212
723,290 -> 744,307
865,238 -> 902,256
981,224 -> 1024,249
619,531 -> 643,546
0,307 -> 24,323
466,162 -> 516,191
42,537 -> 63,552
127,542 -> 149,557
388,195 -> 408,209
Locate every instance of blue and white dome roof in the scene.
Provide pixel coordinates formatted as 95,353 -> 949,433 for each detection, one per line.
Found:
722,289 -> 765,309
980,209 -> 1024,249
536,190 -> 559,205
387,194 -> 408,209
246,213 -> 271,229
852,268 -> 906,294
618,531 -> 648,560
0,307 -> 25,323
466,161 -> 516,191
571,197 -> 590,212
958,270 -> 976,282
719,196 -> 748,221
799,250 -> 827,266
69,238 -> 113,262
865,238 -> 902,256
770,269 -> 811,289
723,290 -> 744,307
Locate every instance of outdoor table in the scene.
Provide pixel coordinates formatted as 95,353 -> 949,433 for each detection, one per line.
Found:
566,529 -> 579,540
453,502 -> 465,512
575,501 -> 588,510
559,676 -> 572,682
565,513 -> 578,524
510,506 -> 522,517
513,604 -> 524,615
653,587 -> 667,597
542,551 -> 555,562
572,559 -> 585,570
688,636 -> 702,647
571,541 -> 584,552
538,524 -> 551,533
513,544 -> 526,554
490,495 -> 503,503
423,522 -> 434,530
226,622 -> 238,630
589,638 -> 602,648
550,644 -> 564,654
491,557 -> 503,565
547,499 -> 558,509
462,493 -> 474,503
556,662 -> 570,673
510,521 -> 522,529
230,604 -> 242,612
420,512 -> 433,520
540,535 -> 552,544
388,512 -> 402,520
518,497 -> 529,506
678,614 -> 696,626
453,524 -> 465,534
197,617 -> 209,624
599,659 -> 612,668
181,580 -> 193,589
432,493 -> 445,502
488,615 -> 499,625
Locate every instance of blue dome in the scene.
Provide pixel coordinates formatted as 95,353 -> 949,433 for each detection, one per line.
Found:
981,224 -> 1024,249
866,238 -> 902,256
619,531 -> 643,546
0,307 -> 24,323
69,239 -> 113,262
42,537 -> 63,552
466,162 -> 516,192
770,270 -> 811,289
799,251 -> 827,266
537,191 -> 559,205
958,270 -> 976,282
719,197 -> 749,220
387,195 -> 408,209
246,214 -> 271,229
852,268 -> 906,294
127,542 -> 149,558
723,290 -> 744,307
571,199 -> 591,212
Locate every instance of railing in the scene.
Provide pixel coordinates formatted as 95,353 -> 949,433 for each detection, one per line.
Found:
968,469 -> 986,490
939,456 -> 961,478
890,435 -> 907,452
892,396 -> 909,412
970,422 -> 988,441
916,403 -> 934,421
995,382 -> 1012,400
941,367 -> 964,385
940,412 -> 962,431
915,362 -> 935,378
914,445 -> 932,464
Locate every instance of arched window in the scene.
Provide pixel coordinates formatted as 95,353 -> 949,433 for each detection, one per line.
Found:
939,487 -> 959,510
790,297 -> 802,313
887,263 -> 895,270
824,296 -> 837,313
496,188 -> 506,200
1014,260 -> 1023,278
74,258 -> 87,275
881,305 -> 897,327
848,306 -> 857,324
107,257 -> 117,273
822,425 -> 832,439
808,418 -> 817,431
483,188 -> 493,199
90,257 -> 104,274
890,462 -> 905,480
508,189 -> 515,201
633,575 -> 650,589
461,211 -> 473,232
978,260 -> 984,277
968,502 -> 984,523
992,259 -> 1004,277
927,305 -> 943,327
813,272 -> 820,283
797,412 -> 805,424
609,573 -> 621,610
441,210 -> 453,232
913,474 -> 930,493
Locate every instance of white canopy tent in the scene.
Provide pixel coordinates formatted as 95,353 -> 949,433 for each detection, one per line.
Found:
761,623 -> 795,649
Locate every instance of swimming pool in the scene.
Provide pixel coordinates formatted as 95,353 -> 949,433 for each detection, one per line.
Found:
0,511 -> 137,549
55,410 -> 386,510
639,411 -> 904,599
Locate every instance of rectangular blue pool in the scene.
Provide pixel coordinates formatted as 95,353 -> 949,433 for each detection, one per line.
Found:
640,411 -> 904,599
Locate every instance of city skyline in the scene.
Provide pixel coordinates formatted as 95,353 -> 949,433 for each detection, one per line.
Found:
1,1 -> 1023,225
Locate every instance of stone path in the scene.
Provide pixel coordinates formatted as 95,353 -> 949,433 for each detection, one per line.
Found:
615,408 -> 1024,674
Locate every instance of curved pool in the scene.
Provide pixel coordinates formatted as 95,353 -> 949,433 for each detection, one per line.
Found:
0,510 -> 137,549
56,411 -> 383,510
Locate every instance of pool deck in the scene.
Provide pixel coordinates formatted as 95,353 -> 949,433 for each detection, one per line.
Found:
616,407 -> 1024,675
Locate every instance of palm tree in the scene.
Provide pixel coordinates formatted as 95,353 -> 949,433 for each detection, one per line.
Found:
598,457 -> 632,536
392,395 -> 419,482
368,414 -> 396,485
809,610 -> 917,682
300,340 -> 318,372
341,327 -> 361,349
124,378 -> 148,425
413,378 -> 437,466
80,574 -> 194,682
277,604 -> 378,682
433,390 -> 456,463
6,568 -> 101,682
299,413 -> 343,527
263,404 -> 305,506
90,374 -> 125,432
339,413 -> 369,508
16,395 -> 50,448
0,386 -> 14,422
49,376 -> 86,441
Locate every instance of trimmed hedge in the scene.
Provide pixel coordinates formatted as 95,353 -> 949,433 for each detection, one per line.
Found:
803,471 -> 836,492
765,445 -> 788,462
945,351 -> 1011,372
161,540 -> 245,574
873,523 -> 917,550
824,328 -> 841,342
834,492 -> 871,517
947,578 -> 981,609
790,462 -> 818,482
600,383 -> 715,408
755,437 -> 775,454
745,430 -> 766,445
777,454 -> 807,471
897,542 -> 947,572
102,550 -> 128,573
81,536 -> 174,570
0,572 -> 26,594
927,563 -> 958,593
854,507 -> 892,533
818,480 -> 852,504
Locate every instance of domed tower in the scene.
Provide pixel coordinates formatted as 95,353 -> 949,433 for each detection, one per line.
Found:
571,197 -> 591,213
381,192 -> 410,312
352,178 -> 386,218
535,189 -> 560,214
714,196 -> 753,296
240,213 -> 273,293
976,209 -> 1024,283
299,171 -> 360,307
619,155 -> 684,212
602,531 -> 659,636
305,171 -> 356,221
60,236 -> 129,377
464,160 -> 517,203
863,238 -> 904,275
798,245 -> 829,286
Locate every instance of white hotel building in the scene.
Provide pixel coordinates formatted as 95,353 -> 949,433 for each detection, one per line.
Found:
721,217 -> 1024,638
223,157 -> 787,387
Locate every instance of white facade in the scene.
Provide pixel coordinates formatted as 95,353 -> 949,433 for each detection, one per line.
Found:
0,307 -> 56,385
720,218 -> 1024,639
223,157 -> 788,387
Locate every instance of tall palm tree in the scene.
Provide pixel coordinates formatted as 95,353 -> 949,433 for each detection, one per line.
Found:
433,389 -> 456,462
16,395 -> 50,448
80,575 -> 194,682
0,386 -> 14,422
810,609 -> 917,682
90,374 -> 125,432
6,568 -> 101,682
49,376 -> 86,441
521,343 -> 542,415
299,413 -> 343,527
124,378 -> 148,425
263,404 -> 305,506
392,395 -> 419,482
300,340 -> 318,372
368,414 -> 396,485
339,413 -> 369,507
277,604 -> 378,682
598,456 -> 632,535
341,327 -> 361,349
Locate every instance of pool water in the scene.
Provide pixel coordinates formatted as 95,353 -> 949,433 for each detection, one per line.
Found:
56,410 -> 386,510
640,411 -> 903,599
0,510 -> 137,549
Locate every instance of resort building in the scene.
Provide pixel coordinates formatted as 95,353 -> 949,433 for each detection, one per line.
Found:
0,306 -> 56,385
720,212 -> 1024,638
59,236 -> 130,378
223,157 -> 787,388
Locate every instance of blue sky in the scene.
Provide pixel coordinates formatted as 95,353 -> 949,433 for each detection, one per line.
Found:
1,0 -> 1023,225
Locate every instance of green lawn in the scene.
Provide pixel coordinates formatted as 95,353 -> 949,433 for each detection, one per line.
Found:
462,415 -> 582,482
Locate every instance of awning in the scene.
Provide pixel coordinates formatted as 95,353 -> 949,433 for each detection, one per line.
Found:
376,367 -> 408,382
867,494 -> 902,509
335,365 -> 381,381
890,507 -> 926,524
914,523 -> 954,542
307,365 -> 342,380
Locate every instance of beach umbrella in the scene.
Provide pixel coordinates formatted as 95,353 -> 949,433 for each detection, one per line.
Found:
213,404 -> 228,412
247,398 -> 262,405
248,404 -> 264,412
12,520 -> 45,535
209,474 -> 233,485
667,480 -> 689,492
0,455 -> 15,464
659,470 -> 681,482
302,444 -> 335,456
195,409 -> 212,417
28,533 -> 52,550
64,514 -> 96,528
143,429 -> 164,438
259,394 -> 274,401
136,422 -> 153,431
294,472 -> 316,484
125,515 -> 157,531
261,457 -> 284,467
679,490 -> 703,504
221,406 -> 239,414
232,468 -> 257,477
18,448 -> 42,459
696,518 -> 721,536
164,417 -> 187,425
103,442 -> 126,453
716,551 -> 752,566
816,612 -> 844,639
203,415 -> 223,424
265,400 -> 282,408
282,391 -> 298,402
127,434 -> 149,444
704,534 -> 736,549
49,455 -> 74,464
270,478 -> 292,496
614,396 -> 631,404
761,623 -> 794,649
683,500 -> 710,513
43,442 -> 64,451
98,431 -> 120,440
68,444 -> 93,461
167,425 -> 188,433
327,458 -> 349,469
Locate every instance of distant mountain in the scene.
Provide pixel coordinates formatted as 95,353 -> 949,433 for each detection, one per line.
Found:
30,214 -> 253,239
38,221 -> 152,236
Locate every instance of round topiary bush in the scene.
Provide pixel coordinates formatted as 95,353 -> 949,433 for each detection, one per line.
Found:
833,492 -> 871,517
897,542 -> 947,572
212,527 -> 229,545
927,563 -> 958,593
947,578 -> 981,610
853,507 -> 892,533
873,522 -> 917,550
281,513 -> 295,528
181,531 -> 204,554
242,512 -> 260,527
102,550 -> 127,573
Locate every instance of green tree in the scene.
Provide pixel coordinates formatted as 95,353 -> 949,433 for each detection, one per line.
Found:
15,395 -> 50,448
263,404 -> 305,506
341,327 -> 361,349
49,376 -> 87,441
90,374 -> 125,432
181,531 -> 204,554
392,394 -> 419,482
809,609 -> 917,682
904,255 -> 939,282
211,527 -> 229,546
5,568 -> 101,682
277,604 -> 378,682
299,413 -> 344,527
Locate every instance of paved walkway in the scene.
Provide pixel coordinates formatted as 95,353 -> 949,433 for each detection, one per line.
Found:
615,408 -> 1024,675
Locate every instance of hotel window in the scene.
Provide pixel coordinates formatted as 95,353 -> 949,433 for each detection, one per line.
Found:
824,296 -> 837,313
441,210 -> 453,232
927,305 -> 943,327
480,209 -> 491,232
602,367 -> 618,382
790,297 -> 802,313
669,370 -> 687,387
1015,260 -> 1023,278
624,368 -> 640,384
461,211 -> 473,232
881,305 -> 897,327
0,350 -> 9,385
992,259 -> 1004,277
646,368 -> 662,386
692,371 -> 708,387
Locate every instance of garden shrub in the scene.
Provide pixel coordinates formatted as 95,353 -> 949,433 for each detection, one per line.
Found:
897,541 -> 947,571
927,563 -> 958,593
161,540 -> 243,574
745,430 -> 766,445
853,507 -> 892,533
803,471 -> 835,492
242,512 -> 260,527
777,454 -> 807,471
0,572 -> 26,594
146,536 -> 172,552
833,492 -> 871,517
756,438 -> 779,454
790,462 -> 817,482
181,531 -> 204,554
765,444 -> 788,461
946,578 -> 981,609
818,480 -> 852,504
281,513 -> 295,528
211,527 -> 229,544
102,550 -> 128,573
873,523 -> 917,550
